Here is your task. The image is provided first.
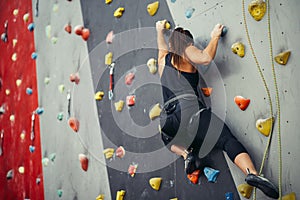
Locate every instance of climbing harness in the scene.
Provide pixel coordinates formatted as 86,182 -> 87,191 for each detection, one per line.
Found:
242,0 -> 282,199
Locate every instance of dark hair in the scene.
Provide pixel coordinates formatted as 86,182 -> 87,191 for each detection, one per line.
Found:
169,27 -> 194,69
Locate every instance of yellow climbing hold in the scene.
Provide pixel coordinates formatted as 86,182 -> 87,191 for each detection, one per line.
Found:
114,100 -> 125,112
248,0 -> 266,21
12,39 -> 17,47
170,198 -> 178,200
95,91 -> 105,100
96,194 -> 104,200
18,166 -> 25,174
149,103 -> 161,120
105,52 -> 113,65
231,42 -> 245,57
16,79 -> 22,87
105,0 -> 112,4
116,190 -> 125,200
11,53 -> 17,61
147,1 -> 159,16
256,117 -> 273,137
282,192 -> 296,200
165,21 -> 171,30
237,183 -> 253,199
114,7 -> 125,18
103,148 -> 114,159
147,58 -> 157,74
149,177 -> 162,191
275,51 -> 291,65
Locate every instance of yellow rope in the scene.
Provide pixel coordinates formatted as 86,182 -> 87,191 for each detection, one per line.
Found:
242,0 -> 282,199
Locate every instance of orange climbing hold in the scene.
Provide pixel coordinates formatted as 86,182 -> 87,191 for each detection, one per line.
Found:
201,87 -> 213,97
81,28 -> 90,41
234,96 -> 250,111
68,117 -> 79,132
70,73 -> 80,84
78,154 -> 88,171
74,25 -> 84,35
64,24 -> 72,34
187,170 -> 200,184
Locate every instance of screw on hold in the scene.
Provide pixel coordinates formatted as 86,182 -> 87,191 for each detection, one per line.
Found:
1,20 -> 8,43
0,130 -> 4,156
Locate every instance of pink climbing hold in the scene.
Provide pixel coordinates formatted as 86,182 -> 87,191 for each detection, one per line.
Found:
125,72 -> 135,85
126,95 -> 135,106
116,146 -> 125,158
106,31 -> 114,44
69,73 -> 80,84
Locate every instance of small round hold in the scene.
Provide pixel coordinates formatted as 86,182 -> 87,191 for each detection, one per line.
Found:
221,26 -> 228,37
31,52 -> 38,60
18,166 -> 25,174
1,33 -> 7,42
28,23 -> 35,31
29,145 -> 35,153
36,107 -> 44,115
26,88 -> 33,95
9,115 -> 15,122
57,112 -> 64,121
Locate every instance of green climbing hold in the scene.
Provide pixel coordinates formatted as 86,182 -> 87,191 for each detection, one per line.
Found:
57,189 -> 63,198
57,112 -> 63,121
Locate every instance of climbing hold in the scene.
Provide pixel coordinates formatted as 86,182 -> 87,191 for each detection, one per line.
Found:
42,157 -> 50,166
237,183 -> 253,199
221,26 -> 228,37
9,114 -> 15,122
57,189 -> 63,198
105,52 -> 113,65
51,37 -> 58,44
70,73 -> 80,84
57,112 -> 64,121
1,33 -> 7,43
203,167 -> 220,183
11,53 -> 17,61
81,28 -> 90,41
52,3 -> 59,12
103,148 -> 114,159
274,51 -> 291,65
31,52 -> 38,60
29,145 -> 35,153
95,91 -> 105,101
13,9 -> 19,16
147,1 -> 159,16
201,87 -> 213,97
20,130 -> 26,140
49,153 -> 56,162
6,169 -> 13,180
128,163 -> 138,177
45,25 -> 51,38
116,146 -> 125,158
185,7 -> 195,19
170,198 -> 178,200
0,105 -> 5,114
105,0 -> 112,4
106,31 -> 114,44
149,103 -> 161,120
116,190 -> 126,200
248,0 -> 266,21
16,79 -> 22,87
256,117 -> 273,137
78,154 -> 88,171
225,192 -> 233,200
282,192 -> 296,200
149,177 -> 162,191
12,39 -> 17,47
170,0 -> 176,3
64,24 -> 72,34
36,107 -> 44,115
96,194 -> 105,200
187,169 -> 200,184
114,7 -> 125,18
147,58 -> 157,74
231,42 -> 245,57
44,77 -> 50,84
125,72 -> 135,85
58,84 -> 65,93
74,25 -> 84,36
114,100 -> 125,112
26,88 -> 32,95
165,21 -> 171,30
36,177 -> 41,185
234,96 -> 250,111
126,95 -> 135,107
23,13 -> 30,22
28,23 -> 35,32
68,117 -> 79,132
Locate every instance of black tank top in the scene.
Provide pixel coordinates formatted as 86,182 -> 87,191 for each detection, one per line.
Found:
161,53 -> 200,103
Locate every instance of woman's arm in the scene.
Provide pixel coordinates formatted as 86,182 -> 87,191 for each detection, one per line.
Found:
156,20 -> 168,76
185,24 -> 223,65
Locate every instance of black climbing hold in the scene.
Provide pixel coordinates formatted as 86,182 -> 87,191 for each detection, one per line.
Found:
221,26 -> 228,37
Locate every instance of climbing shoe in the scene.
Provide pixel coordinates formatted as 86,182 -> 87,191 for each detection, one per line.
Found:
184,152 -> 201,174
245,174 -> 279,199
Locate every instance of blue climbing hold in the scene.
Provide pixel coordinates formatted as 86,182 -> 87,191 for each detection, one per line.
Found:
204,167 -> 220,182
185,8 -> 195,19
221,26 -> 228,37
36,107 -> 44,115
29,145 -> 35,153
31,52 -> 38,60
171,0 -> 176,3
26,88 -> 33,95
28,23 -> 35,31
225,192 -> 233,200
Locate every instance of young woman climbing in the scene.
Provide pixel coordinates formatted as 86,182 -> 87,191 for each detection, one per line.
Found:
156,20 -> 279,199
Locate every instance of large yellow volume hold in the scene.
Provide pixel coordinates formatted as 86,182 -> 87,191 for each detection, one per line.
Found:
149,177 -> 162,191
147,1 -> 159,16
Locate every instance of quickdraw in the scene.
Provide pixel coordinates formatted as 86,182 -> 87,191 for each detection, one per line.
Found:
108,63 -> 115,100
242,0 -> 282,199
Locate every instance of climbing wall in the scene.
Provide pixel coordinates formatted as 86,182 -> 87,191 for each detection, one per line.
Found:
0,0 -> 44,199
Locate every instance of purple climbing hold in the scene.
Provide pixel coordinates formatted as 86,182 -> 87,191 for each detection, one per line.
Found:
185,7 -> 195,19
28,23 -> 35,31
26,87 -> 33,95
204,167 -> 220,183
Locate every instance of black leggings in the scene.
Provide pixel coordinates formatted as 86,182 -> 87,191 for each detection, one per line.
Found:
160,103 -> 248,162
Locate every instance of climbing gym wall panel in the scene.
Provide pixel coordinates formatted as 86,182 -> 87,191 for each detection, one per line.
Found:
0,0 -> 44,199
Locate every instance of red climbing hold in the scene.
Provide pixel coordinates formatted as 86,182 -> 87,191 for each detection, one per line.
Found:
68,117 -> 79,132
126,95 -> 135,106
187,170 -> 200,184
74,25 -> 84,36
201,87 -> 213,97
234,96 -> 250,111
64,24 -> 72,34
69,73 -> 80,84
125,72 -> 135,85
81,28 -> 90,41
78,154 -> 88,171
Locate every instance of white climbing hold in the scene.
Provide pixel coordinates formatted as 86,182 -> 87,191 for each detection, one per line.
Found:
23,13 -> 30,22
147,58 -> 157,74
11,53 -> 17,61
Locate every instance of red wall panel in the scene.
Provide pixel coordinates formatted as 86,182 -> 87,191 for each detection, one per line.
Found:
0,1 -> 44,199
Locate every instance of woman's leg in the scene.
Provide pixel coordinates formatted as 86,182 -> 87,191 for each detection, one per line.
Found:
234,152 -> 258,175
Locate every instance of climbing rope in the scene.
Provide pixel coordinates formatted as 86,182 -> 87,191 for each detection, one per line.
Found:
242,0 -> 282,199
